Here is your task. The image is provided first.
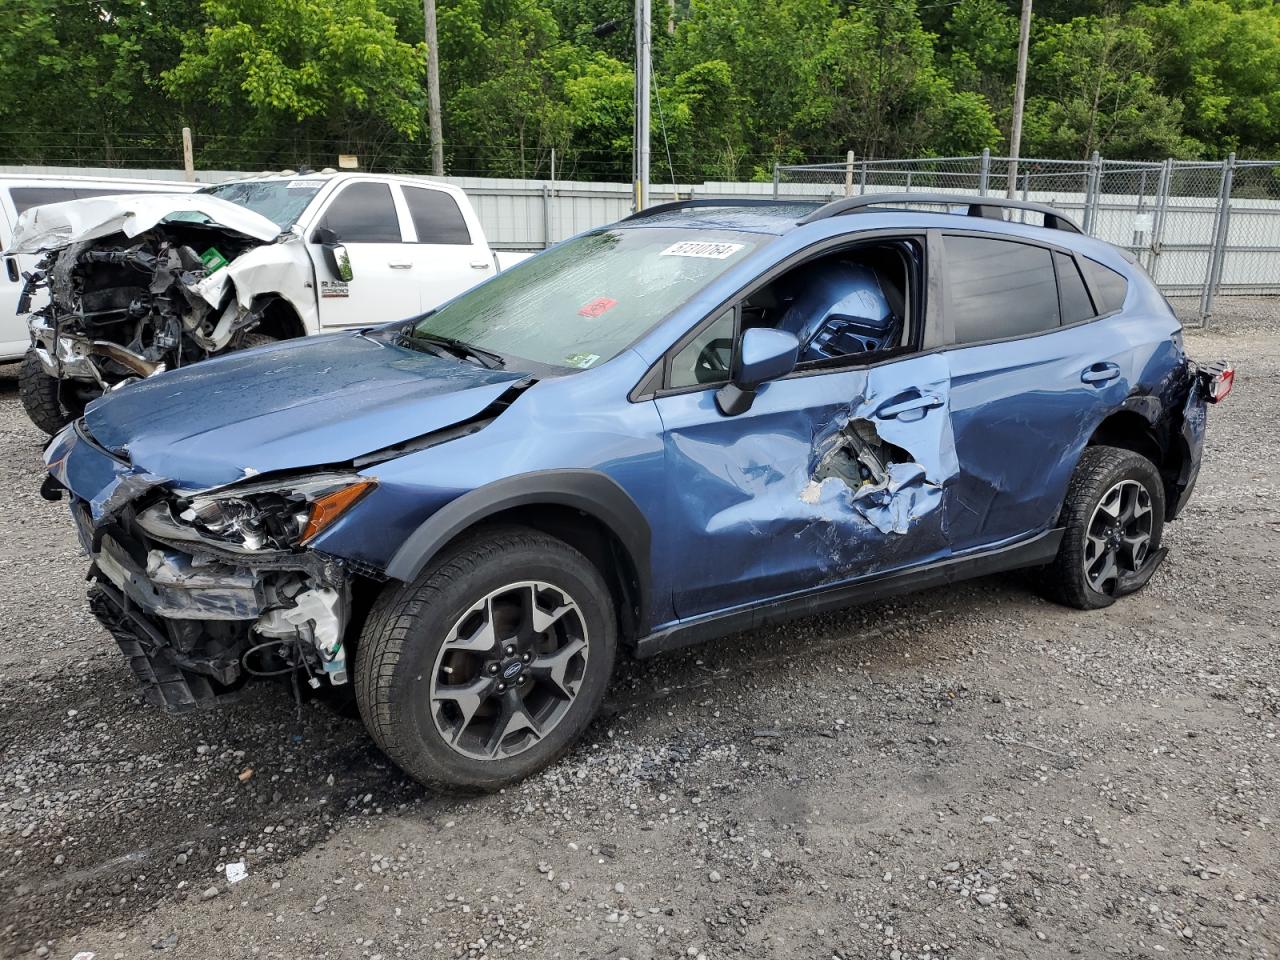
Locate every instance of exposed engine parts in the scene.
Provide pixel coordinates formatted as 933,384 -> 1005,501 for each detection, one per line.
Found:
22,222 -> 269,395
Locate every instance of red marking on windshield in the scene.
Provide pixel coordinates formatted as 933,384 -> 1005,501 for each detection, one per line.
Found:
577,297 -> 618,318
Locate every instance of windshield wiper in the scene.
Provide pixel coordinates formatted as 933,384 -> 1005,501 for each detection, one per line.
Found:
398,331 -> 505,369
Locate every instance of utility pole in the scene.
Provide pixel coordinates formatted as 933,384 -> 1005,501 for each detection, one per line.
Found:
1007,0 -> 1032,198
424,0 -> 444,176
633,0 -> 651,211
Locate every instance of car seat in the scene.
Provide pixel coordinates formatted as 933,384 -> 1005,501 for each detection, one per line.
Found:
775,259 -> 900,362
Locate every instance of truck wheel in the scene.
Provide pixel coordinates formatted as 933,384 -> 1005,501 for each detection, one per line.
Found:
1042,445 -> 1166,610
228,331 -> 277,351
18,350 -> 80,436
355,526 -> 616,791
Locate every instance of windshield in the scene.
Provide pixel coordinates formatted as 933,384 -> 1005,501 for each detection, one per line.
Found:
411,228 -> 762,370
198,180 -> 324,228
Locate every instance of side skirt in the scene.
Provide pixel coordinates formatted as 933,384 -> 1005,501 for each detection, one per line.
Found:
633,528 -> 1064,659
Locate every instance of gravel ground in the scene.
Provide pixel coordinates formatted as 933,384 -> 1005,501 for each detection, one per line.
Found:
0,298 -> 1276,960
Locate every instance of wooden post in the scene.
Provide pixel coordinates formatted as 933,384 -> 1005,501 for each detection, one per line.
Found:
844,149 -> 855,197
182,127 -> 195,181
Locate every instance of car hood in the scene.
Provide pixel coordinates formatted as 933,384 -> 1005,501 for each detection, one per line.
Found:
7,192 -> 282,254
82,333 -> 527,488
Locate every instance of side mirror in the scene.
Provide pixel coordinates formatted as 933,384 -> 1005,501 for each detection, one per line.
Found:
312,226 -> 354,282
716,327 -> 799,416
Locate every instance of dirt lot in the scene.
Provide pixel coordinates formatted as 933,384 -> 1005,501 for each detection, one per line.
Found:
0,301 -> 1277,960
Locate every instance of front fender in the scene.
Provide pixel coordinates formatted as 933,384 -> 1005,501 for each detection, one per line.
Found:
384,469 -> 653,623
198,239 -> 319,334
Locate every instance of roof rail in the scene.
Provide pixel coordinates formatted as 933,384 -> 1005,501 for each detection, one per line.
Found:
620,198 -> 798,222
797,192 -> 1082,234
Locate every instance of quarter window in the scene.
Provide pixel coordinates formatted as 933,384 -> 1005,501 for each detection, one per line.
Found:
1054,251 -> 1096,324
1081,257 -> 1128,314
668,308 -> 735,388
945,236 -> 1060,344
404,186 -> 471,244
317,182 -> 402,243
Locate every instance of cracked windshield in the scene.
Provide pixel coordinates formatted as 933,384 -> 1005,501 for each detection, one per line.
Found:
412,228 -> 761,370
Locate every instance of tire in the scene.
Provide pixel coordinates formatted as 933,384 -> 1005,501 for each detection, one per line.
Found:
227,331 -> 278,352
355,526 -> 617,791
1042,445 -> 1166,610
18,349 -> 79,436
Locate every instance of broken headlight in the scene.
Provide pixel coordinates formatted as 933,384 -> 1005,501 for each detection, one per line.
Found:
177,474 -> 375,551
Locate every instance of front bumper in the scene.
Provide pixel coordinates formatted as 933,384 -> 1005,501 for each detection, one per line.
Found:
49,422 -> 354,712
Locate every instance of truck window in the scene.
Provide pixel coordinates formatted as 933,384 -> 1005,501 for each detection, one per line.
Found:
318,182 -> 402,243
404,186 -> 471,245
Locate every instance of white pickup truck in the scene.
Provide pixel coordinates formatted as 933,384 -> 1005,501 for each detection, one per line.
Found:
9,171 -> 523,433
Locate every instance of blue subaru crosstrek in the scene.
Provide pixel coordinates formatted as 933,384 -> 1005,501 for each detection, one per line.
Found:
42,194 -> 1232,790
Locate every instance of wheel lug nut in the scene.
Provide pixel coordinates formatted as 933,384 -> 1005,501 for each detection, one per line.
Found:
521,653 -> 531,663
517,675 -> 526,685
488,663 -> 499,675
504,644 -> 515,656
497,682 -> 507,692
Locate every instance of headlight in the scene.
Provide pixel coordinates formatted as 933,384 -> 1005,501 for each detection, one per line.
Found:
176,474 -> 376,551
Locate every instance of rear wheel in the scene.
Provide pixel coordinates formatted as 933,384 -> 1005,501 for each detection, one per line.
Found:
355,527 -> 616,791
18,350 -> 83,436
1042,445 -> 1166,609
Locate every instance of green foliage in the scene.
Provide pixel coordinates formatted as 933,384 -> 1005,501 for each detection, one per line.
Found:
3,0 -> 1277,176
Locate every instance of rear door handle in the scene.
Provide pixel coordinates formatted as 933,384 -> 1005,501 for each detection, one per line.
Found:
469,260 -> 491,270
876,391 -> 944,421
5,258 -> 18,283
1081,362 -> 1120,385
388,261 -> 413,269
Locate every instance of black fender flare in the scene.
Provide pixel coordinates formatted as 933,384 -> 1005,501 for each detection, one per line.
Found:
384,469 -> 653,627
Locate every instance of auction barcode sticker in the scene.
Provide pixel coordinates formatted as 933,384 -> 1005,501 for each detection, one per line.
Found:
660,240 -> 744,259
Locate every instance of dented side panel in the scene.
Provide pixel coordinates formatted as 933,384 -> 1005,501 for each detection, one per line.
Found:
654,353 -> 955,620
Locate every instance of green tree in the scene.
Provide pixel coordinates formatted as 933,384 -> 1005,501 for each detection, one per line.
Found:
1024,16 -> 1198,158
1141,0 -> 1280,156
163,0 -> 427,166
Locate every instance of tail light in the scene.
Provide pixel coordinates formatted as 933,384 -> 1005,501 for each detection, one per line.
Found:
1199,360 -> 1234,403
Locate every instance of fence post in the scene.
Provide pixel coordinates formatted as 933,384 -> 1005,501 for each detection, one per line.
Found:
181,127 -> 195,181
1148,158 -> 1173,279
549,147 -> 557,245
1200,152 -> 1236,324
858,159 -> 868,195
978,148 -> 990,196
1082,151 -> 1101,234
844,150 -> 855,197
772,162 -> 780,201
541,184 -> 552,250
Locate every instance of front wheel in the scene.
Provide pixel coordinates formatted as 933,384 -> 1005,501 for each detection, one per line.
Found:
354,527 -> 617,791
18,349 -> 85,436
1042,445 -> 1166,610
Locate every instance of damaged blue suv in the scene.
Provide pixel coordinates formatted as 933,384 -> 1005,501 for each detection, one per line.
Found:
43,194 -> 1232,790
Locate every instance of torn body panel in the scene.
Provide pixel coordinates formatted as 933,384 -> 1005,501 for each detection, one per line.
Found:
655,353 -> 955,620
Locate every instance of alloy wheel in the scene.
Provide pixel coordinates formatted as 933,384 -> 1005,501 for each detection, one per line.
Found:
429,581 -> 589,761
1083,479 -> 1153,595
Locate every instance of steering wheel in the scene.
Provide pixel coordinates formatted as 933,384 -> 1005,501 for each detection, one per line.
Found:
694,337 -> 733,383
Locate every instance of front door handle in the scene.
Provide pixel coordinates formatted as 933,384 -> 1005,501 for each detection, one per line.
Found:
1081,362 -> 1120,385
469,260 -> 491,270
388,261 -> 413,269
876,391 -> 944,421
5,258 -> 18,283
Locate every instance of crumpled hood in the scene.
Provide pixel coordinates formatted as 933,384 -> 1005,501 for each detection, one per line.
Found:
82,333 -> 526,488
8,192 -> 282,254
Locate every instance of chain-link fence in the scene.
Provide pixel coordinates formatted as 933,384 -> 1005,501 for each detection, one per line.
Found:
775,151 -> 1280,323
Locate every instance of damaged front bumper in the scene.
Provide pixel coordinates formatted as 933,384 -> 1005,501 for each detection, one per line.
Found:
47,422 -> 358,712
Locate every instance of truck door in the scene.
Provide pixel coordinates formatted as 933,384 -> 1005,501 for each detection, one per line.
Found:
400,184 -> 495,311
307,180 -> 422,327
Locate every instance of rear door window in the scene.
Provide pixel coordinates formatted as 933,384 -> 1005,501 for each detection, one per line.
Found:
1054,251 -> 1096,324
317,182 -> 403,243
1080,257 -> 1129,314
944,236 -> 1060,344
403,186 -> 472,244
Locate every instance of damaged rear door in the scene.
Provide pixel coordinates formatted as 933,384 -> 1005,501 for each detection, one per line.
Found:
654,314 -> 956,621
